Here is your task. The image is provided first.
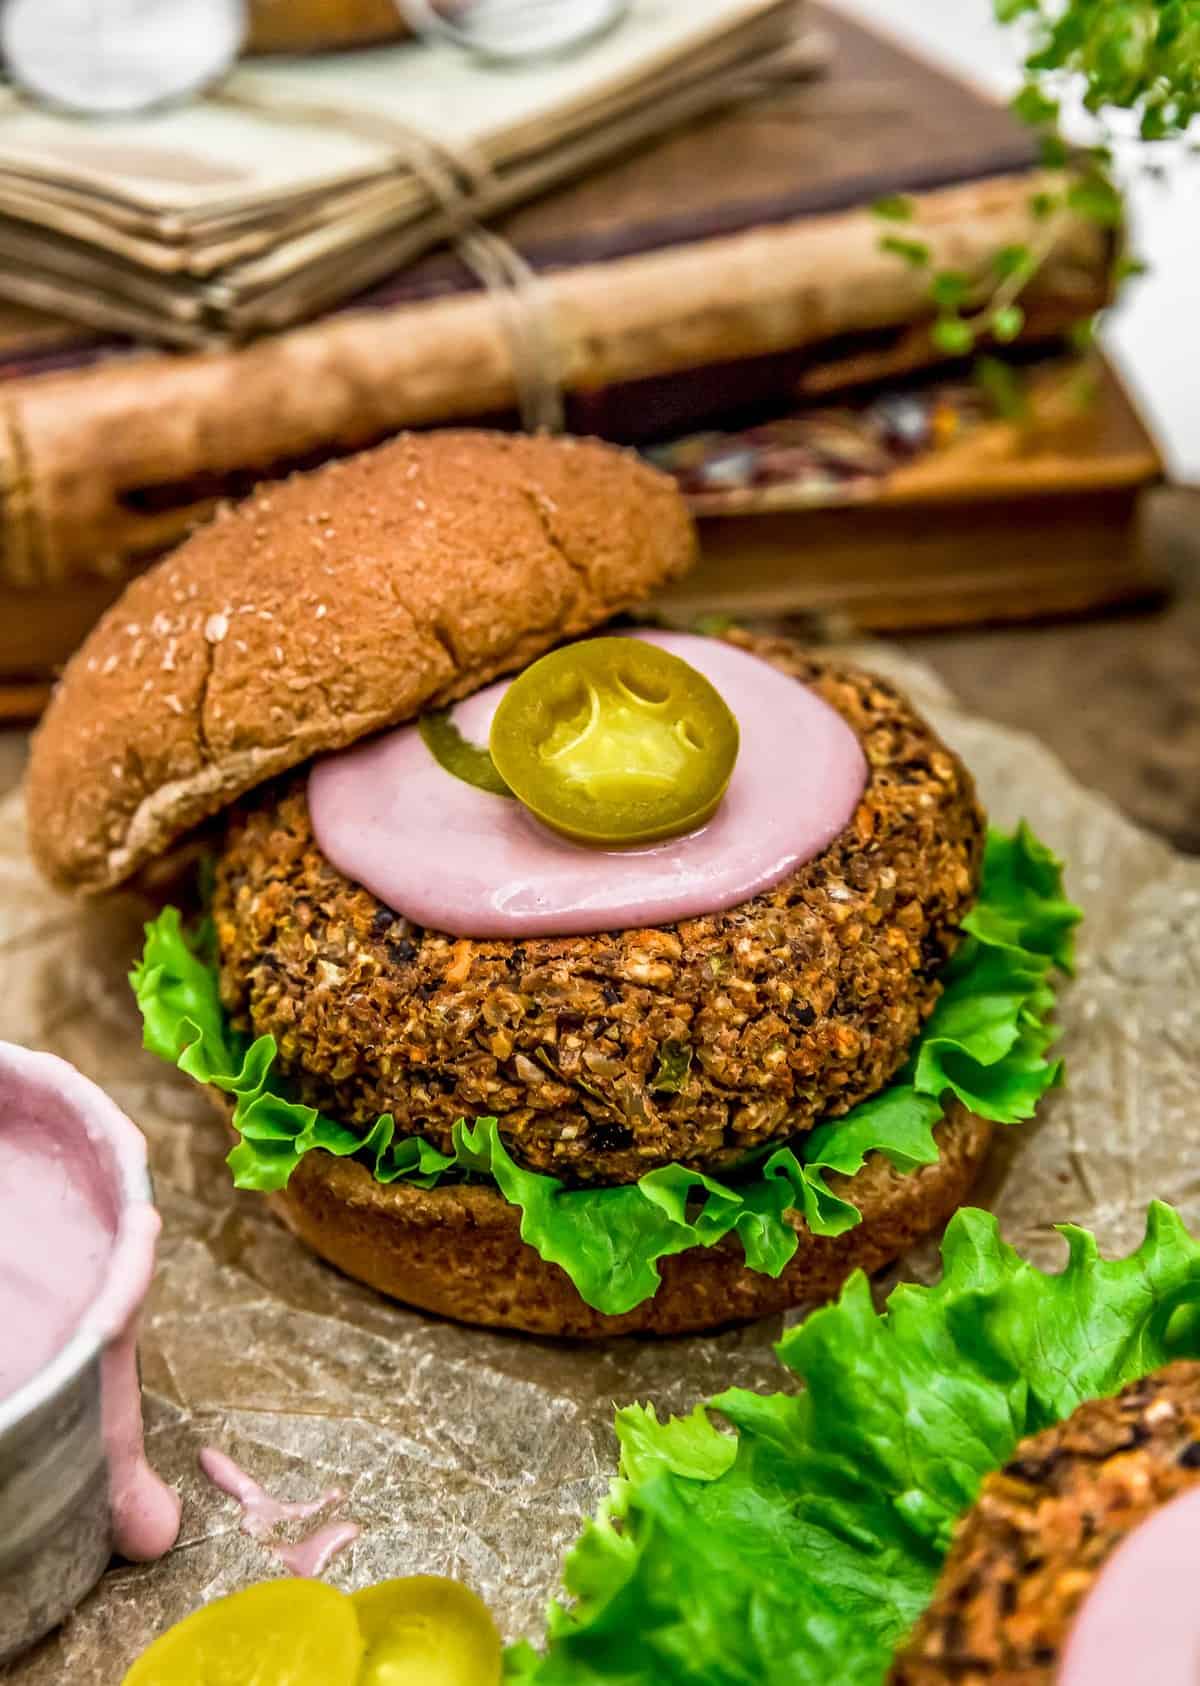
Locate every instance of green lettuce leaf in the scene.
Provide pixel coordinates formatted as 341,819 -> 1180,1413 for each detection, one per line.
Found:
512,1203 -> 1200,1685
131,824 -> 1078,1315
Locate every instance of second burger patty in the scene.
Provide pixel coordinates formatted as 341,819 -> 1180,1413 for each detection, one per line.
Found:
889,1361 -> 1200,1683
213,636 -> 984,1185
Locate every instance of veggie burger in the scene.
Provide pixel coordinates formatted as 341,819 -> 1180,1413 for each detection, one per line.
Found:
25,431 -> 1076,1337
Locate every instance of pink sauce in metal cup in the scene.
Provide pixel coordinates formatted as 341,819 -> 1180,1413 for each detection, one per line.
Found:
0,1113 -> 115,1402
1057,1485 -> 1200,1684
0,1043 -> 180,1663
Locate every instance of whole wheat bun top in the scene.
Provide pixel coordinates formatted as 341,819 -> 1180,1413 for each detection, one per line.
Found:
26,431 -> 696,895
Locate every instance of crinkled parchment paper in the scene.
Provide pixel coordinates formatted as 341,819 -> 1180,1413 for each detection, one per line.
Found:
2,648 -> 1198,1685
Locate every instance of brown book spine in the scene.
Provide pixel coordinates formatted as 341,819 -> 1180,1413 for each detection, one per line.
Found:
652,357 -> 1163,633
0,172 -> 1109,586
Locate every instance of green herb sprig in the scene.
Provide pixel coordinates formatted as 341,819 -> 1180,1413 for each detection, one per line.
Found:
1002,0 -> 1200,142
873,0 -> 1197,411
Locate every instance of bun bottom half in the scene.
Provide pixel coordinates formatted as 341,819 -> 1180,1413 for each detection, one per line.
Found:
228,1102 -> 992,1338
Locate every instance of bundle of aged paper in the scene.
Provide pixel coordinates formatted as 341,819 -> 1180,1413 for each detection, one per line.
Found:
2,646 -> 1197,1682
0,0 -> 809,342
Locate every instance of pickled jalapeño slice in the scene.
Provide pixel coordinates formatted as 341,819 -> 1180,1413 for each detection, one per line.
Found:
489,638 -> 739,846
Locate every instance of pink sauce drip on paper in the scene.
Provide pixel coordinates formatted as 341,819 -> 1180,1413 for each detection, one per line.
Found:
0,1043 -> 181,1563
274,1520 -> 363,1578
1057,1484 -> 1200,1684
309,630 -> 868,939
199,1446 -> 360,1577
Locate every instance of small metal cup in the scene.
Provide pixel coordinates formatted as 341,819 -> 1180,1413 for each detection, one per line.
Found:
0,1046 -> 162,1667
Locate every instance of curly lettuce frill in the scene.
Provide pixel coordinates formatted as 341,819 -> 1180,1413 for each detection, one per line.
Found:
131,824 -> 1078,1316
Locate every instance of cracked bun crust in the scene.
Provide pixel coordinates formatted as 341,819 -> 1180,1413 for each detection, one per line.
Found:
25,431 -> 696,896
213,635 -> 985,1185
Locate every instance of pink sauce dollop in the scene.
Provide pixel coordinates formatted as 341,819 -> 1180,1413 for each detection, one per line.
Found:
309,631 -> 867,938
0,1043 -> 181,1562
1057,1485 -> 1200,1684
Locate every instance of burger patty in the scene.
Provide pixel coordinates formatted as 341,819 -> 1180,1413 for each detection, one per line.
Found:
888,1361 -> 1200,1684
213,635 -> 984,1184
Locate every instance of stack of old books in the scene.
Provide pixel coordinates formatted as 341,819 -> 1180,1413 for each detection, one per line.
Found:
0,4 -> 1162,708
0,0 -> 809,341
